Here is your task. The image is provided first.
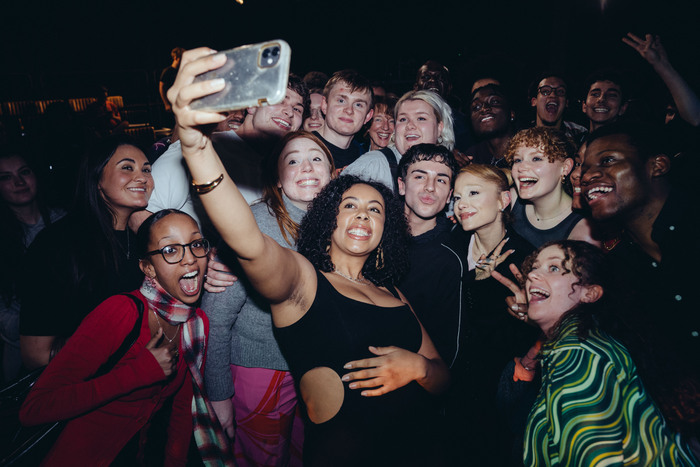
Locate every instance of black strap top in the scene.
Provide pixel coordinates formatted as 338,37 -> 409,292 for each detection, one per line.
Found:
510,197 -> 583,248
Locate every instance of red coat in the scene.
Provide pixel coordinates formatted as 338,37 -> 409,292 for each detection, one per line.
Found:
20,291 -> 209,467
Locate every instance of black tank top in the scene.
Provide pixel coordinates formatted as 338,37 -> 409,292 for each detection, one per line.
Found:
511,197 -> 583,248
274,270 -> 431,466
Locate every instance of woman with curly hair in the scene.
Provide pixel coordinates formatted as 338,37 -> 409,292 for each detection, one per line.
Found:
493,240 -> 698,466
170,48 -> 449,467
202,130 -> 335,466
504,127 -> 597,247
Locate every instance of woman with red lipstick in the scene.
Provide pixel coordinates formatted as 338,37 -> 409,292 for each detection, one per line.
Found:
170,48 -> 449,466
20,136 -> 153,370
493,240 -> 698,466
203,130 -> 335,466
20,209 -> 233,466
446,164 -> 538,465
504,127 -> 597,248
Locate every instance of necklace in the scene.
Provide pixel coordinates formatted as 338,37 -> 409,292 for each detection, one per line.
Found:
533,207 -> 569,222
332,269 -> 370,285
151,308 -> 180,343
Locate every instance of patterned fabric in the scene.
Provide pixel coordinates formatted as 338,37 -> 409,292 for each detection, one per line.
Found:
140,277 -> 234,466
524,317 -> 698,466
229,365 -> 304,467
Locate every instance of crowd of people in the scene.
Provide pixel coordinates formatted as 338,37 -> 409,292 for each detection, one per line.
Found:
1,32 -> 699,466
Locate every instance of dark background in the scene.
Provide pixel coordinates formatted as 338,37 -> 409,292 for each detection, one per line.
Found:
2,0 -> 698,120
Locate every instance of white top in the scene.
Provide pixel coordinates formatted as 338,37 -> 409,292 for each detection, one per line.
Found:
341,146 -> 401,192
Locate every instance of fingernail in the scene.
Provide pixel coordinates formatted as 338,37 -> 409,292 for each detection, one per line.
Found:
361,391 -> 368,396
512,304 -> 519,311
212,53 -> 225,62
505,237 -> 510,242
343,363 -> 352,369
341,375 -> 349,382
210,78 -> 225,89
349,383 -> 357,389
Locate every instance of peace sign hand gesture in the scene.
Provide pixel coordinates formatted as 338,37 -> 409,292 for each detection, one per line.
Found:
491,263 -> 529,322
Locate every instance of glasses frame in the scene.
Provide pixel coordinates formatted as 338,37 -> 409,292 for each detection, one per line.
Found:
537,85 -> 567,98
145,238 -> 211,264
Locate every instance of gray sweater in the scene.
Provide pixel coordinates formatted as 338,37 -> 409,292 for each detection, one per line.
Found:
202,196 -> 305,401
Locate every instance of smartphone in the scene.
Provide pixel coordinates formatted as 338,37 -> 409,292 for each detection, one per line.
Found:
190,39 -> 291,112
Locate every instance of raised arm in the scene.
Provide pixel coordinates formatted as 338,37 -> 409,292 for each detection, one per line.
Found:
167,48 -> 313,310
623,33 -> 700,127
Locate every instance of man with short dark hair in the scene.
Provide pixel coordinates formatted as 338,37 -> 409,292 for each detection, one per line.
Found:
396,143 -> 460,365
530,72 -> 587,141
581,71 -> 628,132
465,84 -> 516,168
581,121 -> 699,438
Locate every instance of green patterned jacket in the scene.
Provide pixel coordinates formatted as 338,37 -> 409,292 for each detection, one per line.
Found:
524,317 -> 698,466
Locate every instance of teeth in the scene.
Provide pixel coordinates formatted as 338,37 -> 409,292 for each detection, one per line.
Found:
594,108 -> 609,113
519,177 -> 538,183
377,132 -> 390,138
574,187 -> 581,193
273,118 -> 291,129
480,115 -> 494,122
348,228 -> 370,237
298,179 -> 319,186
183,271 -> 198,278
530,287 -> 550,298
585,186 -> 613,200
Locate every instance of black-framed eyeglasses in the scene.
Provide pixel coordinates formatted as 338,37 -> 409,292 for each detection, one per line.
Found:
538,85 -> 567,97
145,239 -> 211,264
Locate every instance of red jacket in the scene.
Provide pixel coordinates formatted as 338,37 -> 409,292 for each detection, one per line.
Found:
20,291 -> 209,467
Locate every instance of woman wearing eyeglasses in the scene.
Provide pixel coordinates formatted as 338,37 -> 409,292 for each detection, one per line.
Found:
20,209 -> 233,466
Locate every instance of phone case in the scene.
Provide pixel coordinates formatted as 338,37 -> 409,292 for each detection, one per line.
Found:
190,39 -> 291,112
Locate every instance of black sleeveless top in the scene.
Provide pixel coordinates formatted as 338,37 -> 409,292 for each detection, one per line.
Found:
510,197 -> 583,248
274,270 -> 434,466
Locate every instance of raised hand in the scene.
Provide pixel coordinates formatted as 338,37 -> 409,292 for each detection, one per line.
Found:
475,238 -> 515,280
146,329 -> 177,377
622,33 -> 668,67
167,48 -> 227,153
342,346 -> 428,397
491,263 -> 529,322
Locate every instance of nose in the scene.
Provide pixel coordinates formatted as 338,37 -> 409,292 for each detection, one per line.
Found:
355,210 -> 369,220
181,244 -> 196,264
300,158 -> 313,172
380,119 -> 390,130
424,177 -> 435,193
580,164 -> 599,186
310,108 -> 321,119
14,175 -> 27,186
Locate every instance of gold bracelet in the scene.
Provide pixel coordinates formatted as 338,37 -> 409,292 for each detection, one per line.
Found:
191,173 -> 224,194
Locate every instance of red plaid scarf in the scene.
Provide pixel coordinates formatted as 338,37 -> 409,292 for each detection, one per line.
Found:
141,277 -> 234,466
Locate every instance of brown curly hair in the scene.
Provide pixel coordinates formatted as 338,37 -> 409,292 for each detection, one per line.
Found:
503,126 -> 576,165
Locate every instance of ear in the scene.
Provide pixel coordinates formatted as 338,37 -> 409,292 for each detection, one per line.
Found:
580,284 -> 603,304
510,110 -> 516,121
139,258 -> 156,279
499,190 -> 511,211
562,157 -> 574,176
619,101 -> 629,116
445,189 -> 454,206
650,154 -> 671,178
530,97 -> 537,107
397,177 -> 406,196
581,101 -> 588,114
321,96 -> 328,116
363,108 -> 374,125
246,106 -> 257,116
437,120 -> 444,138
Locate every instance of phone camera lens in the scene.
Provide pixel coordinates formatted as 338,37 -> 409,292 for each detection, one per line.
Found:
272,47 -> 280,57
262,49 -> 271,59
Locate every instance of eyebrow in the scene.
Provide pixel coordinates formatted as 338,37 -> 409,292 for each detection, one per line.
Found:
116,158 -> 151,167
411,168 -> 452,178
342,195 -> 384,206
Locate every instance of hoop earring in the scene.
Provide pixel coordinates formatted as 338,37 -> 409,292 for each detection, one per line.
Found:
437,136 -> 444,144
375,244 -> 384,270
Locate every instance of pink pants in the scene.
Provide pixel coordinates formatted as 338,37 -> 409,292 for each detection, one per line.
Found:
230,365 -> 304,467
